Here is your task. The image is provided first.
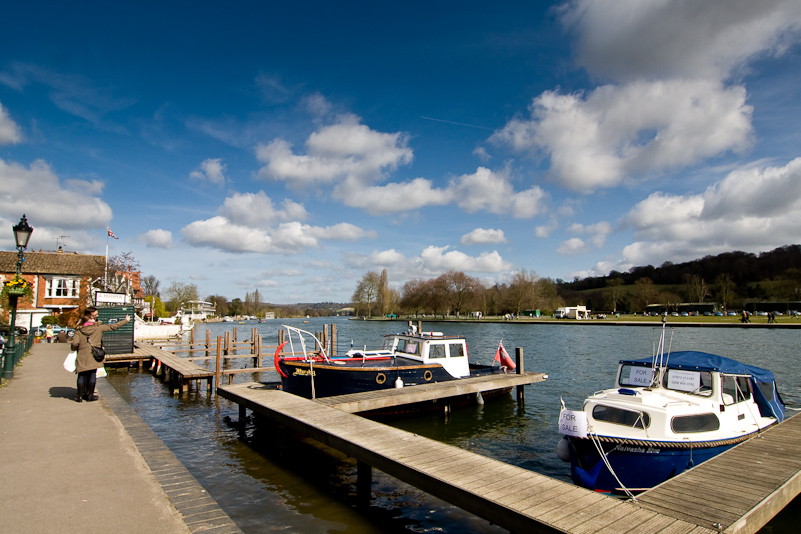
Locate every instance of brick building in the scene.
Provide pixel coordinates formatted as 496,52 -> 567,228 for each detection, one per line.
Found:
0,250 -> 106,330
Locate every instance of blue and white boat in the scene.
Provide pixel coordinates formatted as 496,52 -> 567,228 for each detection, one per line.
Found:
557,319 -> 785,496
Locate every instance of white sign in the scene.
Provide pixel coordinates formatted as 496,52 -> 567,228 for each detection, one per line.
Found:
95,292 -> 128,304
559,409 -> 588,438
628,366 -> 655,387
667,370 -> 701,392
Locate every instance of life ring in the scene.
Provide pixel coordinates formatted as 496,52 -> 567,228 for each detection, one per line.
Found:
424,370 -> 433,381
274,341 -> 288,378
376,373 -> 386,385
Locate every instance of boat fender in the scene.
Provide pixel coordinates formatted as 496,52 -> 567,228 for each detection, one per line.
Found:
274,341 -> 288,378
395,376 -> 404,388
556,436 -> 571,462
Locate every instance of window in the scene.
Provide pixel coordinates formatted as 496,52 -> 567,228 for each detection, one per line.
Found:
448,343 -> 465,358
428,344 -> 446,358
46,277 -> 79,298
721,375 -> 751,405
671,413 -> 720,433
663,369 -> 713,396
592,405 -> 650,428
619,364 -> 655,387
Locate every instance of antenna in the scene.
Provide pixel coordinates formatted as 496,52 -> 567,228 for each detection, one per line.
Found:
56,235 -> 70,250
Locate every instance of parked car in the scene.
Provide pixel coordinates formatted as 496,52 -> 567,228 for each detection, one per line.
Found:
727,311 -> 737,316
0,323 -> 28,336
33,325 -> 75,338
714,312 -> 724,316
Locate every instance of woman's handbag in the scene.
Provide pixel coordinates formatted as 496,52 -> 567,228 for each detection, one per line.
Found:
86,336 -> 105,362
63,351 -> 77,372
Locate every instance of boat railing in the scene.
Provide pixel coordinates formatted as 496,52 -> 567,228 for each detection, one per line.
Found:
282,325 -> 330,363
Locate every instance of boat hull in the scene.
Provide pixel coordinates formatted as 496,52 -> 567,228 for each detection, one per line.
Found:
277,360 -> 509,414
565,434 -> 751,494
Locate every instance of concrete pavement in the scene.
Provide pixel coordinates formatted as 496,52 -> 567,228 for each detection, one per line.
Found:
0,342 -> 242,534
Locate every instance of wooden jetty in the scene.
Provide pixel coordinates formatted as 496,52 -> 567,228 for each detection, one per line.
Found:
637,411 -> 801,533
218,384 -> 719,534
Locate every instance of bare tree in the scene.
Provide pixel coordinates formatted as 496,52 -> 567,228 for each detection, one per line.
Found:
352,271 -> 380,317
506,270 -> 538,316
141,275 -> 160,297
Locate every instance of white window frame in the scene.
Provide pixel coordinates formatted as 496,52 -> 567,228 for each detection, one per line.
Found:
46,277 -> 80,298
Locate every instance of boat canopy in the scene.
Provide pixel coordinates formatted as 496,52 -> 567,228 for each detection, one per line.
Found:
622,350 -> 785,422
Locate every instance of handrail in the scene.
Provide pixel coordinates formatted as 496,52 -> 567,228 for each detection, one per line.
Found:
282,325 -> 329,362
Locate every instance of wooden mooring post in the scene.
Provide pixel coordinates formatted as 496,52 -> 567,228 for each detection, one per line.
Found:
516,347 -> 525,404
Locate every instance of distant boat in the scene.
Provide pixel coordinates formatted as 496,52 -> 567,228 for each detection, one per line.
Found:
557,318 -> 784,496
274,324 -> 516,414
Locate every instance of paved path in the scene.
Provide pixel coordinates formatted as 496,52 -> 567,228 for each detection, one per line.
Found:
0,342 -> 242,534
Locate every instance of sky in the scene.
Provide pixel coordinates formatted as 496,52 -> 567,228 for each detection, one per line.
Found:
1,1 -> 801,304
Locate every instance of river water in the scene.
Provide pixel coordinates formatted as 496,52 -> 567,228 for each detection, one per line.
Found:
106,317 -> 801,533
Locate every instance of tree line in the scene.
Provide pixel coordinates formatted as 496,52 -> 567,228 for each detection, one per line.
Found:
351,268 -> 564,318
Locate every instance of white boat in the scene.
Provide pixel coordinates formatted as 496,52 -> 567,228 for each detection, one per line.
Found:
557,318 -> 785,496
133,315 -> 192,340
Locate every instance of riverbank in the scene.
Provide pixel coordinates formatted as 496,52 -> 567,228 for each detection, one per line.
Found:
352,315 -> 801,328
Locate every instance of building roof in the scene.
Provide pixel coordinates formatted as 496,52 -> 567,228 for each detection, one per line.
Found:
0,250 -> 106,277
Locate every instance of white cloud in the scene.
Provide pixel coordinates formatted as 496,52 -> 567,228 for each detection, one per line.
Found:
620,157 -> 801,267
0,158 -> 112,229
569,220 -> 613,248
449,167 -> 547,218
139,229 -> 174,249
0,102 -> 21,144
492,80 -> 752,192
256,114 -> 413,188
189,158 -> 226,185
181,216 -> 375,254
563,0 -> 801,82
218,191 -> 307,227
418,245 -> 512,273
557,237 -> 589,256
460,228 -> 507,245
535,218 -> 558,238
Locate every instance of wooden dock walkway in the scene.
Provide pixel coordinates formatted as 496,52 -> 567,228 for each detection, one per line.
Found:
637,411 -> 801,533
218,384 -> 717,534
314,371 -> 546,413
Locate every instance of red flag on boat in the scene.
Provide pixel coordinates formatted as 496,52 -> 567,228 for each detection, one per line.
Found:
494,340 -> 516,370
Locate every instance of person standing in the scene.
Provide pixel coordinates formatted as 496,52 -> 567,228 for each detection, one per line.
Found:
45,324 -> 54,343
70,307 -> 130,402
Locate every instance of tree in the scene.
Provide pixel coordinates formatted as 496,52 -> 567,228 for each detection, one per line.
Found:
352,271 -> 381,316
229,298 -> 244,316
439,270 -> 478,316
714,273 -> 736,310
106,251 -> 140,298
606,278 -> 624,313
141,275 -> 160,297
506,270 -> 538,316
163,281 -> 199,312
635,277 -> 658,306
206,295 -> 228,317
145,295 -> 167,319
400,278 -> 428,316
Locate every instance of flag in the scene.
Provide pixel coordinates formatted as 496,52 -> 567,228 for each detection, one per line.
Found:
107,227 -> 118,239
494,340 -> 516,370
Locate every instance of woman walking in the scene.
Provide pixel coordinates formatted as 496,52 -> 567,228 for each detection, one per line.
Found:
71,307 -> 130,402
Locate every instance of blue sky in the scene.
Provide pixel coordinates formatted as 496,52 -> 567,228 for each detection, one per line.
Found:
1,1 -> 801,304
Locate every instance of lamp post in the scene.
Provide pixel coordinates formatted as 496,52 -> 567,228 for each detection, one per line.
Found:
2,215 -> 33,380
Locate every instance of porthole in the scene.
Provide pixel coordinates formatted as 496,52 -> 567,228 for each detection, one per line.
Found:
376,373 -> 386,384
424,370 -> 433,381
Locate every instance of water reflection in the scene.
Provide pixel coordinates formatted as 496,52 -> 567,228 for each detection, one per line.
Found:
107,318 -> 801,533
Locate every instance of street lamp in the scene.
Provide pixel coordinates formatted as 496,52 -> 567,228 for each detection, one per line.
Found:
2,215 -> 33,380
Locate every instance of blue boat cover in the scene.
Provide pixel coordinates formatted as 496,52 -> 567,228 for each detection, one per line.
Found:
621,351 -> 785,422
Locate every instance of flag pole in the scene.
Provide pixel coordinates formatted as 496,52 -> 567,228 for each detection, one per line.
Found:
104,226 -> 109,290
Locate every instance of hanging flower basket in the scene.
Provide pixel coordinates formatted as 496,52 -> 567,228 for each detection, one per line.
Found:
2,277 -> 33,303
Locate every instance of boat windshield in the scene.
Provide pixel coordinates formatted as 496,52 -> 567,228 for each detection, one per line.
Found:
662,369 -> 714,397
